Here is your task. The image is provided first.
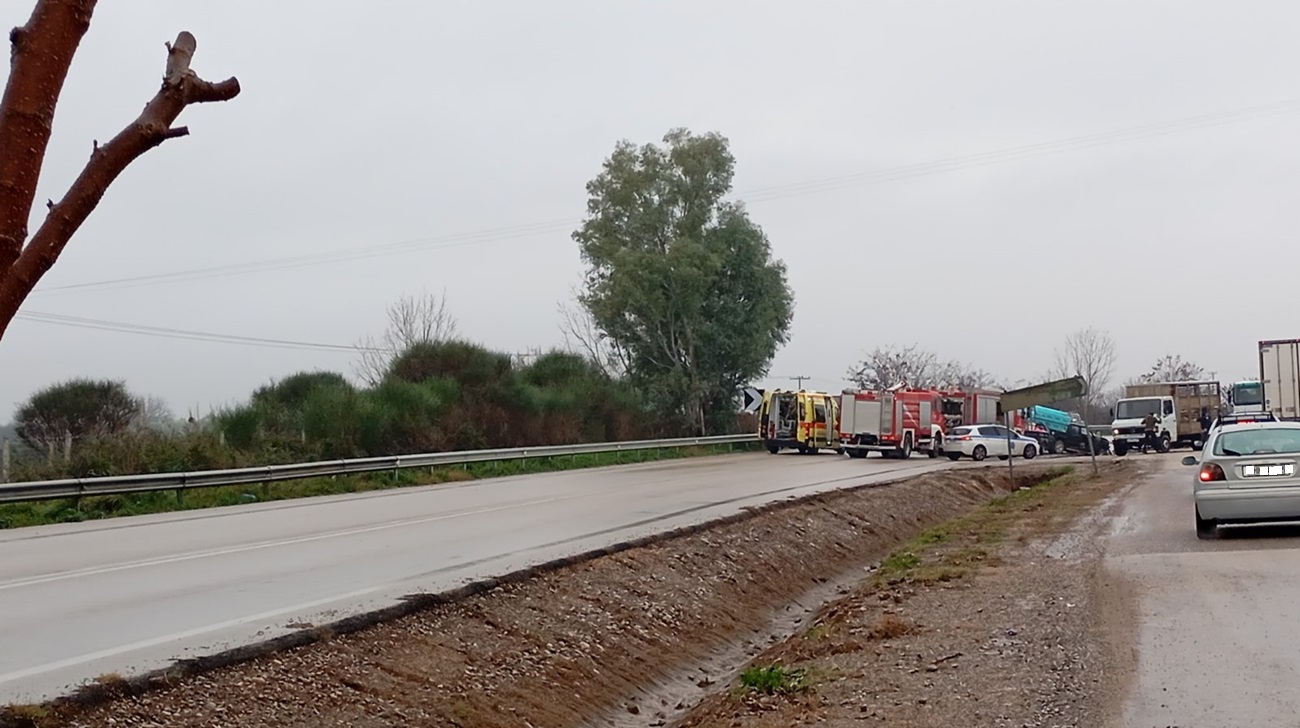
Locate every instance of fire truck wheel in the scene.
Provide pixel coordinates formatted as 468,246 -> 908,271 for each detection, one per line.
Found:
927,445 -> 938,459
971,445 -> 988,461
900,435 -> 913,459
767,446 -> 780,454
947,452 -> 962,461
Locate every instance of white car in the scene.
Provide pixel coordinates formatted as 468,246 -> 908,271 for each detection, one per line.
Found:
944,424 -> 1038,461
1183,418 -> 1300,539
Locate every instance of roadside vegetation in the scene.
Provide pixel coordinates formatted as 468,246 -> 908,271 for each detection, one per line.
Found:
4,128 -> 794,487
869,464 -> 1076,589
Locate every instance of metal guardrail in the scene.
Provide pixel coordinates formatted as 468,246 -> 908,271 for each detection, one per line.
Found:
0,433 -> 759,505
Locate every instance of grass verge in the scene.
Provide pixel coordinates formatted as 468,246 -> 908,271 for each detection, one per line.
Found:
870,464 -> 1077,589
0,441 -> 759,530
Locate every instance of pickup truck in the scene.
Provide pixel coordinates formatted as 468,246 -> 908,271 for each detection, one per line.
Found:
1023,421 -> 1110,456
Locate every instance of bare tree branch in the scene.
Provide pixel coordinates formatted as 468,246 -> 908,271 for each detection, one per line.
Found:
0,0 -> 97,277
0,27 -> 240,339
353,289 -> 458,386
557,287 -> 629,379
846,344 -> 1000,390
1050,328 -> 1116,407
1137,354 -> 1212,383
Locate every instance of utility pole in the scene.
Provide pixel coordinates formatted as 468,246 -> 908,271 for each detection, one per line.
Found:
790,375 -> 811,389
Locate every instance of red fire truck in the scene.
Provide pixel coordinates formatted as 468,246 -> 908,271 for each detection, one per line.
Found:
838,388 -> 946,459
938,387 -> 1002,430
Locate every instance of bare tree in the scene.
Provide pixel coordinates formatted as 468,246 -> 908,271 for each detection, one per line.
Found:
130,394 -> 177,433
846,344 -> 999,390
558,288 -> 630,379
1050,328 -> 1117,406
353,289 -> 458,386
0,3 -> 240,341
1137,354 -> 1212,383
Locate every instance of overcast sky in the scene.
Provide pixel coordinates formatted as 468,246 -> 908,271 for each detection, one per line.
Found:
2,0 -> 1298,420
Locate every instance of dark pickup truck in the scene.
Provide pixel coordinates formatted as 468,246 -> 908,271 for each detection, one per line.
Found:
1024,422 -> 1110,456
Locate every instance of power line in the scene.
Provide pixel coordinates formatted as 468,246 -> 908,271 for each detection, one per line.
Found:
13,310 -> 390,354
28,97 -> 1300,298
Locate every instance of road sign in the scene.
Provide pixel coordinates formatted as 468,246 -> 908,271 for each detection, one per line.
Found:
742,387 -> 764,413
1000,376 -> 1087,412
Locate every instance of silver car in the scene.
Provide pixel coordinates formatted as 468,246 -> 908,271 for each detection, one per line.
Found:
1183,418 -> 1300,539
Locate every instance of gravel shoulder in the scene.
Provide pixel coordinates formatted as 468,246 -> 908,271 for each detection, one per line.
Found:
676,458 -> 1151,728
3,461 -> 1083,728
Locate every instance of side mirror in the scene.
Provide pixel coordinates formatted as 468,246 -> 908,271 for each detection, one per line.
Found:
1109,408 -> 1115,418
1181,456 -> 1198,466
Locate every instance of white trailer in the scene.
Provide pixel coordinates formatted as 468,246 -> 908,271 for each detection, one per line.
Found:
1260,339 -> 1300,421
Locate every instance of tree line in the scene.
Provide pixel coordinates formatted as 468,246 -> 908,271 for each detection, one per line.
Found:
844,327 -> 1221,423
3,127 -> 797,480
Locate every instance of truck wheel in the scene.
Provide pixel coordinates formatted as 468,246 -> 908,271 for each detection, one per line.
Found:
768,445 -> 779,454
1158,434 -> 1171,454
1052,439 -> 1066,455
1114,440 -> 1128,457
847,449 -> 867,459
972,445 -> 987,461
927,442 -> 939,458
947,452 -> 962,461
900,435 -> 913,459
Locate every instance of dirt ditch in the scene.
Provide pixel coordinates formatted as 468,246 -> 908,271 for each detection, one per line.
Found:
3,462 -> 1079,728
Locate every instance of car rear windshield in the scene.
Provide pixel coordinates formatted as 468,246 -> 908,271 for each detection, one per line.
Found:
1214,428 -> 1300,456
950,427 -> 972,436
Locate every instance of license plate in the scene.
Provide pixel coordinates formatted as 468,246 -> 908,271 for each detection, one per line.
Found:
1242,464 -> 1295,477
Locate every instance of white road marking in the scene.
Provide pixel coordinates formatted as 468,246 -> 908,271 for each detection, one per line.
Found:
0,584 -> 389,687
0,495 -> 573,592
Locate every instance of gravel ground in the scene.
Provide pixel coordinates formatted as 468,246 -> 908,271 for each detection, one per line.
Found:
5,464 -> 1070,728
676,459 -> 1150,728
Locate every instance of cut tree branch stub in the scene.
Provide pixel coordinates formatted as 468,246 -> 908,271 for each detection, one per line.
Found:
0,29 -> 239,340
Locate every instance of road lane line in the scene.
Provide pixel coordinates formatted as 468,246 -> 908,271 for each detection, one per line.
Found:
0,584 -> 391,689
0,495 -> 574,592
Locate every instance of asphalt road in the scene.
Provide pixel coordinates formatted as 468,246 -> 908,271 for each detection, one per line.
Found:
1107,455 -> 1300,725
0,449 -> 989,704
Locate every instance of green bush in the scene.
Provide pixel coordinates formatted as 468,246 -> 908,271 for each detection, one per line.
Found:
8,340 -> 761,481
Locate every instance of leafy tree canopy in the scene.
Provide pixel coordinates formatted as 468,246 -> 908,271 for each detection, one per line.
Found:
573,128 -> 794,433
14,377 -> 140,451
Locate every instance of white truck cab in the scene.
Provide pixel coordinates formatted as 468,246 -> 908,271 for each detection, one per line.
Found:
1228,380 -> 1265,415
1110,396 -> 1176,455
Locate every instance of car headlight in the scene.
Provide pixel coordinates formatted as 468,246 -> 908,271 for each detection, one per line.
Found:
1112,429 -> 1120,435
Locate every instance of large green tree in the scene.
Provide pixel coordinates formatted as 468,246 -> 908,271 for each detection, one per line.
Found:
14,377 -> 140,452
573,128 -> 794,434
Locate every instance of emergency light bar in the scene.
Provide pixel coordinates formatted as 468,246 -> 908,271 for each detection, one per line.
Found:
1211,412 -> 1279,429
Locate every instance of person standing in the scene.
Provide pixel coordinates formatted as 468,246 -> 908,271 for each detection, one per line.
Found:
1141,411 -> 1160,453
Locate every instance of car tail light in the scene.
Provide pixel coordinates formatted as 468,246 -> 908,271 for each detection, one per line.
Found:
1199,463 -> 1226,482
956,435 -> 971,441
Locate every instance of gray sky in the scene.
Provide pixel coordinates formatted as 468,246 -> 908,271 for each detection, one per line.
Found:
3,0 -> 1298,419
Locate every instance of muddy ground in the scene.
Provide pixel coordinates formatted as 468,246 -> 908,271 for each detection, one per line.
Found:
2,459 -> 1143,728
679,458 -> 1149,728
